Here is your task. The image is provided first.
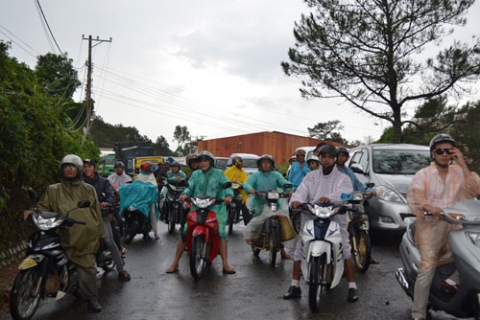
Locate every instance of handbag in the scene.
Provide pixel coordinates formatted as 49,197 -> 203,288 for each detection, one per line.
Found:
280,216 -> 297,241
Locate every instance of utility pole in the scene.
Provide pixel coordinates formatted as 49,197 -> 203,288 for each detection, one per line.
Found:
82,35 -> 112,136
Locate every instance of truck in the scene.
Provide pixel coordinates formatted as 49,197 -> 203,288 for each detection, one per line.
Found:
114,141 -> 155,177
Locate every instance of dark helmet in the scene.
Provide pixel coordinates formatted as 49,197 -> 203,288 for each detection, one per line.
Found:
186,154 -> 199,166
60,154 -> 83,178
318,144 -> 338,158
171,161 -> 181,168
232,156 -> 243,166
337,147 -> 349,157
198,150 -> 215,167
114,161 -> 125,168
257,154 -> 275,170
429,134 -> 455,159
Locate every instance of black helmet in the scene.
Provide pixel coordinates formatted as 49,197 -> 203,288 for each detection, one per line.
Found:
232,156 -> 243,166
60,154 -> 83,178
337,147 -> 349,157
114,161 -> 125,168
318,144 -> 338,158
186,154 -> 199,166
257,154 -> 275,170
198,150 -> 215,167
171,161 -> 181,168
429,134 -> 455,159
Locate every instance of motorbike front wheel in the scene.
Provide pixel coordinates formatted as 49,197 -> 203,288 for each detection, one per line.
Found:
190,235 -> 206,279
351,229 -> 371,273
268,230 -> 279,268
167,206 -> 176,234
10,269 -> 42,320
308,255 -> 326,313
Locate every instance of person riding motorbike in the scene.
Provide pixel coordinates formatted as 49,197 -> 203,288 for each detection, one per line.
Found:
407,134 -> 480,320
306,154 -> 320,171
288,149 -> 311,191
134,161 -> 160,240
23,154 -> 104,313
284,144 -> 359,303
166,150 -> 236,274
243,154 -> 293,259
223,156 -> 252,225
185,153 -> 200,183
160,161 -> 187,222
82,159 -> 131,281
107,161 -> 132,188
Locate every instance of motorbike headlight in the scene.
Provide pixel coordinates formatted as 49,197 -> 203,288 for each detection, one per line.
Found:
193,197 -> 215,209
267,192 -> 280,200
467,232 -> 480,248
314,206 -> 334,219
376,186 -> 405,203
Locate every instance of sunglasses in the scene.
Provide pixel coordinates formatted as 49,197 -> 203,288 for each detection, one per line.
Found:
435,148 -> 454,155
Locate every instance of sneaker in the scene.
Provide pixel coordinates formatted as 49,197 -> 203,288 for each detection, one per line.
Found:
347,288 -> 359,302
283,285 -> 301,299
87,298 -> 102,313
118,270 -> 131,281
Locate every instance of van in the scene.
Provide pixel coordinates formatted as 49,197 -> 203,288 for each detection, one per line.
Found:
133,156 -> 164,180
227,153 -> 260,175
346,144 -> 430,234
214,157 -> 229,171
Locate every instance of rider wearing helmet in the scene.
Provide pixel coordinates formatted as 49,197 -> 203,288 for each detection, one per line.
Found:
306,154 -> 320,171
134,161 -> 160,240
244,154 -> 293,259
285,145 -> 359,302
224,155 -> 251,225
160,161 -> 187,217
407,134 -> 480,320
288,149 -> 310,191
336,147 -> 369,193
166,150 -> 236,274
23,154 -> 104,312
108,161 -> 132,188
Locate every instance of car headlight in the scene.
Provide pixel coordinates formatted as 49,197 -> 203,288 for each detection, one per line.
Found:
376,186 -> 405,203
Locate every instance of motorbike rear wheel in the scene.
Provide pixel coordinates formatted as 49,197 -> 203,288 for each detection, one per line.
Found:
308,255 -> 326,313
10,269 -> 42,320
268,230 -> 278,268
351,229 -> 371,273
167,206 -> 176,234
190,235 -> 206,279
123,220 -> 138,244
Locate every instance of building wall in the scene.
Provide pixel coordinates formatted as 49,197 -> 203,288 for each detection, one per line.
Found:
197,131 -> 339,164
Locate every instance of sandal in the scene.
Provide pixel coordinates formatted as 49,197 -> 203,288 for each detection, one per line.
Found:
118,270 -> 131,281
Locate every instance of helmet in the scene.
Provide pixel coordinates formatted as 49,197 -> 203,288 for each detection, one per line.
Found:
140,161 -> 152,172
232,156 -> 243,166
429,134 -> 456,159
186,154 -> 199,166
60,154 -> 83,177
318,144 -> 338,158
171,161 -> 181,168
114,161 -> 125,168
257,154 -> 275,170
307,155 -> 320,164
337,147 -> 349,157
198,150 -> 215,167
295,149 -> 306,156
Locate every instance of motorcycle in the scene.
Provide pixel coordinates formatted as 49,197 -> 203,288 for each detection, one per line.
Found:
298,202 -> 353,313
396,199 -> 480,320
226,181 -> 245,235
10,192 -> 90,320
186,182 -> 231,279
122,205 -> 152,243
341,183 -> 375,273
248,185 -> 292,268
163,180 -> 187,234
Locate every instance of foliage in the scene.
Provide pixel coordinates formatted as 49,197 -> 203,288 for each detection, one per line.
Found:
307,120 -> 347,144
282,0 -> 480,143
173,125 -> 191,155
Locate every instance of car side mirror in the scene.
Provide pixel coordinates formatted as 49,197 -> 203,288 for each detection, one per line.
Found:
350,163 -> 365,174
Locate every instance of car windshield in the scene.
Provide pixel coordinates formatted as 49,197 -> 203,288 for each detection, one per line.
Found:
216,159 -> 228,170
243,159 -> 258,168
372,149 -> 430,174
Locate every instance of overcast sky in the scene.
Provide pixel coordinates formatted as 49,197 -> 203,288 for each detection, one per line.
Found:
1,1 -> 480,149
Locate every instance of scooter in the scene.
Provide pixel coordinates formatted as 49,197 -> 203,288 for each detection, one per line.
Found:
122,206 -> 152,243
186,182 -> 231,279
163,180 -> 187,234
299,202 -> 353,313
249,185 -> 292,268
10,192 -> 90,320
396,199 -> 480,320
226,181 -> 244,235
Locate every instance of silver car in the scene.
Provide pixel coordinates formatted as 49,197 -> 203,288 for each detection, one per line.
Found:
346,144 -> 431,233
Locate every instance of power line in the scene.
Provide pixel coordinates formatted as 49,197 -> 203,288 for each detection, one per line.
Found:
34,0 -> 62,54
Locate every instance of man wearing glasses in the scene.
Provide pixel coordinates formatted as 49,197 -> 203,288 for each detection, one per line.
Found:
407,134 -> 480,320
288,149 -> 310,191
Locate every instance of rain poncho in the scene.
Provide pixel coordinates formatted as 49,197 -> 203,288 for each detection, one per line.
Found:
244,170 -> 292,217
182,166 -> 233,240
135,172 -> 157,185
107,171 -> 132,188
407,162 -> 480,269
337,166 -> 367,192
162,169 -> 186,199
119,180 -> 159,220
288,161 -> 310,190
38,178 -> 103,273
224,165 -> 249,204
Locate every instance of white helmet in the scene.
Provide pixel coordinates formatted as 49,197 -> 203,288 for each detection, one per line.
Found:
60,154 -> 83,178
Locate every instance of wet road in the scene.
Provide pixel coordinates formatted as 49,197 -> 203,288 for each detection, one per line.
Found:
2,222 -> 469,320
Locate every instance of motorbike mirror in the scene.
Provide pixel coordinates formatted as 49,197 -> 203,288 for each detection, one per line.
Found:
28,189 -> 38,202
366,182 -> 375,188
77,200 -> 91,208
222,182 -> 232,189
283,183 -> 292,189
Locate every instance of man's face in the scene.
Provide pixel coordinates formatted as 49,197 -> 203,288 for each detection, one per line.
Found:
190,161 -> 199,170
261,159 -> 271,172
83,163 -> 96,178
337,153 -> 349,166
199,158 -> 211,171
320,153 -> 336,169
236,161 -> 243,169
62,164 -> 79,179
296,153 -> 306,163
308,161 -> 319,170
432,142 -> 454,166
165,164 -> 170,171
172,165 -> 180,173
115,167 -> 124,175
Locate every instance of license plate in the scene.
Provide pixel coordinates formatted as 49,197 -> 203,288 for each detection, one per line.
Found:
18,257 -> 38,270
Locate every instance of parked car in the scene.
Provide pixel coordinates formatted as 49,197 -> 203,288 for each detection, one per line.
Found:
286,146 -> 317,178
214,157 -> 229,171
227,153 -> 260,175
346,144 -> 431,234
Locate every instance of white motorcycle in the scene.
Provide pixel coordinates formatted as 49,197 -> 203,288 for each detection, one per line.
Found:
300,202 -> 353,313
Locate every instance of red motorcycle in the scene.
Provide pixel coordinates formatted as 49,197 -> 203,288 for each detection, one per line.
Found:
186,182 -> 231,279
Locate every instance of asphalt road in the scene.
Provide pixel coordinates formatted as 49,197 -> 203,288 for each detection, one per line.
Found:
2,222 -> 470,320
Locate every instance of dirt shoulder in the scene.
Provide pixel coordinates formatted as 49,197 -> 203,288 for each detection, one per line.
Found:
0,257 -> 22,317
